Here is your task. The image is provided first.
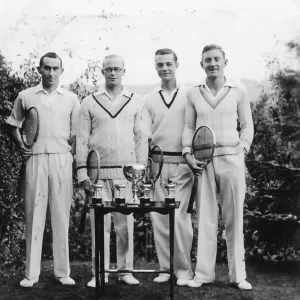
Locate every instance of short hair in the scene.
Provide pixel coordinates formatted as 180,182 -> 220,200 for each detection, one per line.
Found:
39,52 -> 62,68
155,48 -> 178,63
202,44 -> 226,59
102,54 -> 125,68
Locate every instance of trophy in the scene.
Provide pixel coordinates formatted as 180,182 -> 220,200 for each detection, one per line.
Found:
139,183 -> 153,206
91,183 -> 104,206
123,163 -> 146,204
114,182 -> 127,206
164,181 -> 177,206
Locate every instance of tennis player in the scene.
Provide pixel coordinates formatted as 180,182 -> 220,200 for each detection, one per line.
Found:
6,52 -> 80,287
76,54 -> 148,287
143,48 -> 194,286
182,44 -> 254,289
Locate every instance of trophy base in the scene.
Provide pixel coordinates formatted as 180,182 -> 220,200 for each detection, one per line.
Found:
115,198 -> 126,206
164,197 -> 176,206
92,197 -> 103,206
139,197 -> 151,206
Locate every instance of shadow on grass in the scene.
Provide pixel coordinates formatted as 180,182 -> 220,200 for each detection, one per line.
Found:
0,260 -> 299,300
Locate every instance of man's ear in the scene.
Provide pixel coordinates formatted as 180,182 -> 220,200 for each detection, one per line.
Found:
224,59 -> 228,67
37,66 -> 41,75
101,69 -> 105,76
122,69 -> 126,76
60,68 -> 64,75
176,62 -> 179,68
200,61 -> 204,69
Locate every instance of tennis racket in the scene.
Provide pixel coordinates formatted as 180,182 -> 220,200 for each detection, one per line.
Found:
78,149 -> 100,234
144,145 -> 164,185
17,107 -> 40,197
186,125 -> 216,213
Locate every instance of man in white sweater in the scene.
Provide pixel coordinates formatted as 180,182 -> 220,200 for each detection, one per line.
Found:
143,48 -> 194,286
182,44 -> 254,289
76,54 -> 148,287
6,52 -> 79,287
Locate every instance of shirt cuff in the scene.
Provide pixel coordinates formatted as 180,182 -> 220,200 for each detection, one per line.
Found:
182,146 -> 192,157
77,168 -> 89,183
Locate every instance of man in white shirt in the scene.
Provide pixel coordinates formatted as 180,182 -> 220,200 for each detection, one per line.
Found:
143,49 -> 194,286
6,52 -> 80,287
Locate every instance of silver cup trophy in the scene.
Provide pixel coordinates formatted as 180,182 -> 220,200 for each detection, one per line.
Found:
140,182 -> 153,206
91,183 -> 104,206
164,181 -> 177,206
114,182 -> 127,206
123,163 -> 146,204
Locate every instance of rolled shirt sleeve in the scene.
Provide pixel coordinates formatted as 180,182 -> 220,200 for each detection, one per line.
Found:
6,93 -> 26,128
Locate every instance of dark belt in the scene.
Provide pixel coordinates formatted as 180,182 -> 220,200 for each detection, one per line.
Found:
151,151 -> 182,156
76,165 -> 122,170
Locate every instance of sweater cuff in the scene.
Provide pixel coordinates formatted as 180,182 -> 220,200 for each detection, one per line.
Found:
239,140 -> 250,153
182,146 -> 192,157
77,168 -> 89,183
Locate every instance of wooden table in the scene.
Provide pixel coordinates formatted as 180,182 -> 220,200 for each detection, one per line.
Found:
90,201 -> 180,300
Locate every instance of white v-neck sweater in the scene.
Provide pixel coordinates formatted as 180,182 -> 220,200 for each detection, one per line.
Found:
76,90 -> 148,182
143,87 -> 188,163
182,82 -> 254,156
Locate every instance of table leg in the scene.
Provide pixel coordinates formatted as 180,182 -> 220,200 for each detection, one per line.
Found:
94,209 -> 101,298
169,208 -> 175,300
99,212 -> 105,295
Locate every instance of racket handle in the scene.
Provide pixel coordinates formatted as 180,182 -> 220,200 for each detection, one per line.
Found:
17,160 -> 27,197
78,190 -> 92,234
187,177 -> 198,214
78,203 -> 88,234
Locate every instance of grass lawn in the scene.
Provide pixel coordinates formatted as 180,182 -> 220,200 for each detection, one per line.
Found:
0,259 -> 299,300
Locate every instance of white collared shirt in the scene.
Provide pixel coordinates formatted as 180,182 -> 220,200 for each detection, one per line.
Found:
157,85 -> 180,104
94,85 -> 132,106
199,78 -> 237,97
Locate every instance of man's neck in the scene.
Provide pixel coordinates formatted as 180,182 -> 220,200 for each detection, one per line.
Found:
105,84 -> 122,99
161,79 -> 177,94
42,82 -> 59,94
206,76 -> 226,93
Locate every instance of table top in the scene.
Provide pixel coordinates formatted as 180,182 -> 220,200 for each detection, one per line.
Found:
89,201 -> 180,214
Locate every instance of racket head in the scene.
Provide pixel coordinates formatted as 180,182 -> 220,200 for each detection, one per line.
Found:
148,145 -> 164,184
21,107 -> 39,149
86,149 -> 100,184
192,125 -> 216,168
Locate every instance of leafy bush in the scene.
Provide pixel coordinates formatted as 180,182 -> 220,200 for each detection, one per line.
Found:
244,40 -> 300,262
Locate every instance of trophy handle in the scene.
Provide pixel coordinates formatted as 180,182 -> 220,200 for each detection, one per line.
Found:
147,145 -> 164,184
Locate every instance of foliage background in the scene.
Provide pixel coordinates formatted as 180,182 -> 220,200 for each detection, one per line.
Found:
0,40 -> 299,276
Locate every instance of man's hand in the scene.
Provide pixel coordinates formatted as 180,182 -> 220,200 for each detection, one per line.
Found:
19,143 -> 33,159
184,153 -> 204,177
82,178 -> 94,194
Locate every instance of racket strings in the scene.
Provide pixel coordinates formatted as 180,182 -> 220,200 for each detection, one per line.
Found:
22,109 -> 39,147
87,150 -> 100,184
193,128 -> 215,160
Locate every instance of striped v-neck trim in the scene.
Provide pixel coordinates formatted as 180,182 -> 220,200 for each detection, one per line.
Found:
158,88 -> 179,109
92,93 -> 134,118
199,86 -> 231,109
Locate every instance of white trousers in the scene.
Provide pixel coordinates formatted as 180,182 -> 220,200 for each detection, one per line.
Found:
150,163 -> 194,280
194,152 -> 247,283
24,153 -> 73,280
90,179 -> 134,276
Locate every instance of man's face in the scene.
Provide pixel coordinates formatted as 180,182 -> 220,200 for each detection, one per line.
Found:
201,49 -> 227,79
102,57 -> 125,88
155,54 -> 178,81
38,57 -> 63,88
